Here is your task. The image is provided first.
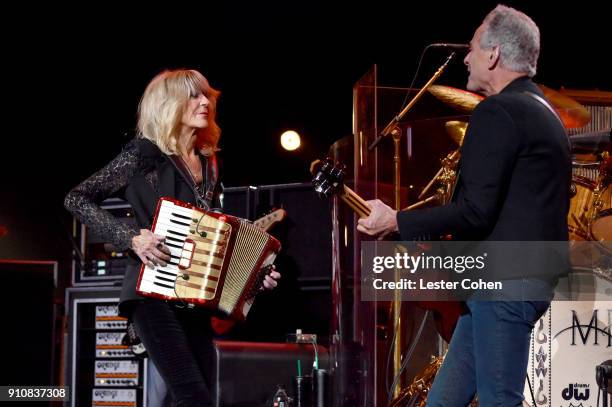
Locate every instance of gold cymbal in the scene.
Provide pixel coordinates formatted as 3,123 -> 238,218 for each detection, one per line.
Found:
538,84 -> 591,128
445,121 -> 468,146
428,85 -> 484,113
429,83 -> 591,129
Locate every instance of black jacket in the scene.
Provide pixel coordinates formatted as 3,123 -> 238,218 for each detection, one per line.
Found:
396,77 -> 571,279
65,138 -> 221,314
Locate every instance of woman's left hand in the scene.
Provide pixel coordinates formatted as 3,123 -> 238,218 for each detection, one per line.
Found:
262,265 -> 281,290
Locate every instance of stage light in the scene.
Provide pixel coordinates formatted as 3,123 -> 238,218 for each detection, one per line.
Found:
280,130 -> 301,151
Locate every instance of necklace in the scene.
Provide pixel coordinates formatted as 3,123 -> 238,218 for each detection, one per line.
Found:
177,155 -> 208,209
179,155 -> 202,184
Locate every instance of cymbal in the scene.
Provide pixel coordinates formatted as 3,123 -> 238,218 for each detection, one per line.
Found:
445,121 -> 468,146
570,129 -> 611,154
429,84 -> 591,129
572,153 -> 599,163
538,84 -> 591,129
428,85 -> 484,113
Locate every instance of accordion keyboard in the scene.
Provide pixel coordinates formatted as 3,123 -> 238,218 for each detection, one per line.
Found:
136,198 -> 280,319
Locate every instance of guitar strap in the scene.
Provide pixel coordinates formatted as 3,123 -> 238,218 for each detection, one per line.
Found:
449,91 -> 570,203
523,91 -> 571,148
169,153 -> 219,210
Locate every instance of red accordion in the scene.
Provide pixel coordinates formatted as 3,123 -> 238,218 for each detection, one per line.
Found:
136,197 -> 281,321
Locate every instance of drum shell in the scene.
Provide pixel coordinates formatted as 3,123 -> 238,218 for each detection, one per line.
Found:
568,176 -> 598,240
590,186 -> 612,253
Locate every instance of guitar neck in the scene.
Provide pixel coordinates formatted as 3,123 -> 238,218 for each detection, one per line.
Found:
339,185 -> 371,218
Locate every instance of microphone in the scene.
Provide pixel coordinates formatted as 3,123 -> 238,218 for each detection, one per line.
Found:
429,43 -> 470,50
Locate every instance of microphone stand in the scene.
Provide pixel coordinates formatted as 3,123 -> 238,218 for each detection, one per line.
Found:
368,52 -> 458,151
367,52 -> 457,399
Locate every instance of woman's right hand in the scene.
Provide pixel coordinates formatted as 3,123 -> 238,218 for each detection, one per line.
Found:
131,229 -> 171,268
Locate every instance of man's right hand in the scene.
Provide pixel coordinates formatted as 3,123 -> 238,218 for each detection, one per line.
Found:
356,199 -> 399,240
131,229 -> 171,268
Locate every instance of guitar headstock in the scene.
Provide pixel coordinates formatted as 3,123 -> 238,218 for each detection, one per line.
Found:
311,158 -> 347,197
253,208 -> 287,232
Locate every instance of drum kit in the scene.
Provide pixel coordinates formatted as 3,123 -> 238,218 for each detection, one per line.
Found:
392,84 -> 611,406
418,84 -> 611,252
404,86 -> 482,210
569,154 -> 611,247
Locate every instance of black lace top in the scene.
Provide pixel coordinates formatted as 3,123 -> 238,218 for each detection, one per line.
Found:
65,137 -> 220,248
65,138 -> 220,307
64,141 -> 144,251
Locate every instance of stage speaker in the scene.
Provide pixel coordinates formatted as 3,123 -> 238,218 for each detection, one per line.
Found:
226,279 -> 331,345
220,186 -> 258,220
259,182 -> 332,282
219,183 -> 333,344
212,340 -> 328,407
64,286 -> 149,407
71,198 -> 135,286
0,260 -> 58,387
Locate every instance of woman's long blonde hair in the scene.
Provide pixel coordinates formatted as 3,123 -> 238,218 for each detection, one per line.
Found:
137,69 -> 221,155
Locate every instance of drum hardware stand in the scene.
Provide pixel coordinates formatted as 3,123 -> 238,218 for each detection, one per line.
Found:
406,149 -> 460,211
570,213 -> 588,238
596,361 -> 611,407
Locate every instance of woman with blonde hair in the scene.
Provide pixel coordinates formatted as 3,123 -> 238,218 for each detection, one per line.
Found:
65,69 -> 280,406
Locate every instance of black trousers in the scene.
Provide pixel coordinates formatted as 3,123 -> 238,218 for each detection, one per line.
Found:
131,299 -> 215,407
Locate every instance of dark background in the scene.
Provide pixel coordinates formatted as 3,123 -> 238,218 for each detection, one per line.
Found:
1,1 -> 610,261
0,1 -> 609,387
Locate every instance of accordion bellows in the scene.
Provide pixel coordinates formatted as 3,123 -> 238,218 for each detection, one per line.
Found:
136,197 -> 281,320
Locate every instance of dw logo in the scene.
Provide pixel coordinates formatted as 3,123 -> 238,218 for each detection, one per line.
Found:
562,383 -> 590,404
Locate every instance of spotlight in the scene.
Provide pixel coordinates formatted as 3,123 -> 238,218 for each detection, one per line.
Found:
280,130 -> 301,151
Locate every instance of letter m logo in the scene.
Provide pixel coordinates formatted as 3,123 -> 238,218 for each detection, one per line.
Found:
571,310 -> 599,346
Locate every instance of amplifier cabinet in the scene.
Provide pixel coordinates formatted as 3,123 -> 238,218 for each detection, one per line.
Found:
71,198 -> 135,286
64,287 -> 148,407
212,340 -> 328,407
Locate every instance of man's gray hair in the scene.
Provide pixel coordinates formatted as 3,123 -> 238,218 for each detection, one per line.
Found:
481,4 -> 540,77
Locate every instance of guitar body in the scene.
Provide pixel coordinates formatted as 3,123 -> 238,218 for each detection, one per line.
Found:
211,208 -> 287,335
211,315 -> 237,336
